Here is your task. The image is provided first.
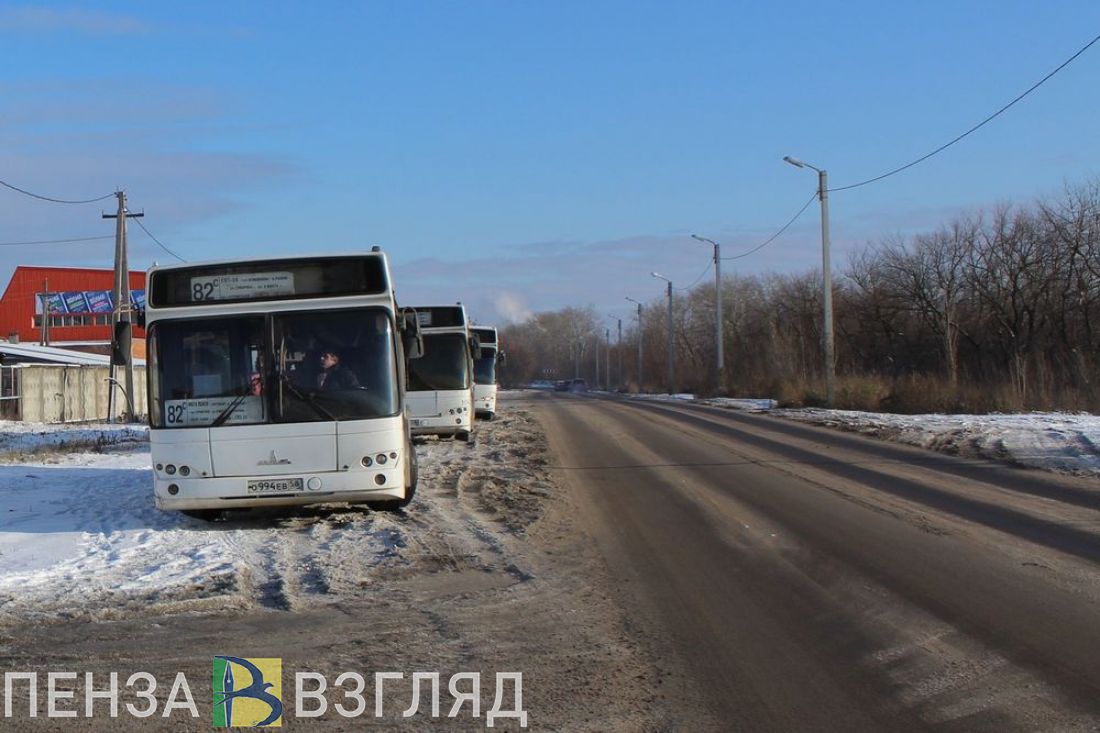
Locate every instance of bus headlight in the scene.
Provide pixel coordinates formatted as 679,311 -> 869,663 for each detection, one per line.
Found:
165,465 -> 177,475
376,454 -> 388,465
179,466 -> 191,477
361,456 -> 373,467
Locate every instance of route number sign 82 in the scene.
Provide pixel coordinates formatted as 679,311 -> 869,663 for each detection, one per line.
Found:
166,403 -> 187,424
192,280 -> 217,301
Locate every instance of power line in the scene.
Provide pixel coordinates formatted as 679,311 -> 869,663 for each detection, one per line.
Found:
0,235 -> 114,247
0,178 -> 116,205
721,190 -> 819,261
830,32 -> 1100,193
133,218 -> 186,262
675,259 -> 714,291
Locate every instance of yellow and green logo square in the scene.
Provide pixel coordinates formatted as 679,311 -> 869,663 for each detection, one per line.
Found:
213,656 -> 283,728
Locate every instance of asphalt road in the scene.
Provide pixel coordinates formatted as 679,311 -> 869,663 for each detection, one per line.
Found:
533,390 -> 1100,732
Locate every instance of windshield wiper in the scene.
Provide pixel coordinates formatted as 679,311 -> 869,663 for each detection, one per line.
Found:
211,388 -> 251,427
278,372 -> 338,421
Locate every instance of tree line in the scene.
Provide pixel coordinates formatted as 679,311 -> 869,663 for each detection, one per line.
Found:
500,178 -> 1100,413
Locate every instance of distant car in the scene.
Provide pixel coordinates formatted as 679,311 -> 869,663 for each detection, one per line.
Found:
569,378 -> 588,392
553,380 -> 570,392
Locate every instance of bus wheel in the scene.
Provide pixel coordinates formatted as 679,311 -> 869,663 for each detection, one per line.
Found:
456,430 -> 471,442
369,441 -> 417,511
180,509 -> 222,522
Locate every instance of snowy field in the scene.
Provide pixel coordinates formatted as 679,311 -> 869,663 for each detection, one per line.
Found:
628,393 -> 1100,477
0,412 -> 553,623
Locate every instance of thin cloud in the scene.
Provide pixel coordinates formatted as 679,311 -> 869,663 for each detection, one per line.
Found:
0,6 -> 151,35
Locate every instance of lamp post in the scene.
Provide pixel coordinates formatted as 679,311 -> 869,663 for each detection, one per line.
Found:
784,155 -> 835,407
605,327 -> 611,391
651,272 -> 674,395
691,234 -> 724,393
607,315 -> 622,390
594,333 -> 600,388
625,297 -> 644,391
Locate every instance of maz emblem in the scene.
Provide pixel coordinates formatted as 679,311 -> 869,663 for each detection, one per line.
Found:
258,451 -> 292,466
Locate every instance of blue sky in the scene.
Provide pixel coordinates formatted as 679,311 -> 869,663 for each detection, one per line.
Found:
1,2 -> 1099,325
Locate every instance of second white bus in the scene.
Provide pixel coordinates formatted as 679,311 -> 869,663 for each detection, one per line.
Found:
406,304 -> 477,441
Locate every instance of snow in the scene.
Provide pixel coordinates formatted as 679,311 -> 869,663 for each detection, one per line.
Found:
0,412 -> 553,623
768,408 -> 1100,476
628,395 -> 1100,477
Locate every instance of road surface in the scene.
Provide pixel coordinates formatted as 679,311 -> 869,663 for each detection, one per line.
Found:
535,390 -> 1100,731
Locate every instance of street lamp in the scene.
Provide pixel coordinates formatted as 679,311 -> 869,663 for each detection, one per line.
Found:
691,234 -> 724,393
606,314 -> 622,390
605,327 -> 611,391
625,297 -> 644,391
784,155 -> 835,407
651,272 -> 674,395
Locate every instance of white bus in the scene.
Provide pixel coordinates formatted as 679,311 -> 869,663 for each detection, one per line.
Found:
143,251 -> 422,520
470,325 -> 505,420
406,304 -> 478,441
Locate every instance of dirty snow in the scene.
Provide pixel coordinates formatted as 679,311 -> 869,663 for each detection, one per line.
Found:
626,395 -> 1100,477
769,408 -> 1100,477
0,410 -> 555,623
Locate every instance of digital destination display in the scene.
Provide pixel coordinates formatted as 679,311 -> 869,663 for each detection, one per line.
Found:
148,257 -> 388,307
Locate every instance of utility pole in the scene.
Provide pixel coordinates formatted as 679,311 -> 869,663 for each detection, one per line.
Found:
626,297 -> 643,392
651,272 -> 674,395
103,191 -> 143,422
594,334 -> 600,388
665,280 -> 673,394
607,325 -> 616,391
40,279 -> 51,347
692,235 -> 724,394
784,156 -> 835,407
616,317 -> 622,388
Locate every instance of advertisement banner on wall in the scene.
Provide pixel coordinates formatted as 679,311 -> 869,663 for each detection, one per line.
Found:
44,292 -> 67,314
86,291 -> 114,313
62,291 -> 91,313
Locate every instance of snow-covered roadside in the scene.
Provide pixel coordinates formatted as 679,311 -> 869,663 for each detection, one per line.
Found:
625,392 -> 1100,477
0,412 -> 554,623
770,408 -> 1100,477
0,420 -> 146,459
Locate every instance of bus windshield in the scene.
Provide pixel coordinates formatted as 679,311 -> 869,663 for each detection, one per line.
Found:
148,307 -> 399,427
474,348 -> 497,385
407,333 -> 470,392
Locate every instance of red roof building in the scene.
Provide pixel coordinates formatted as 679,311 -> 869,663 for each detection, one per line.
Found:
0,266 -> 146,357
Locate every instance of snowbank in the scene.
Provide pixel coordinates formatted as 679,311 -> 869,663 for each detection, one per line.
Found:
625,393 -> 1100,476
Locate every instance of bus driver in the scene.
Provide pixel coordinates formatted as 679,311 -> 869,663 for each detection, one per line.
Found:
317,348 -> 360,391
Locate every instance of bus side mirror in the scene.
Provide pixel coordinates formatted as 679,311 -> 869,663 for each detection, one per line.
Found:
497,351 -> 507,366
111,322 -> 131,366
400,310 -> 423,359
404,332 -> 424,359
469,336 -> 482,361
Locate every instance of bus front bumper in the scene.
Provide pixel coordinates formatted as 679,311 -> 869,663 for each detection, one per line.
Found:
409,415 -> 472,437
154,468 -> 406,511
